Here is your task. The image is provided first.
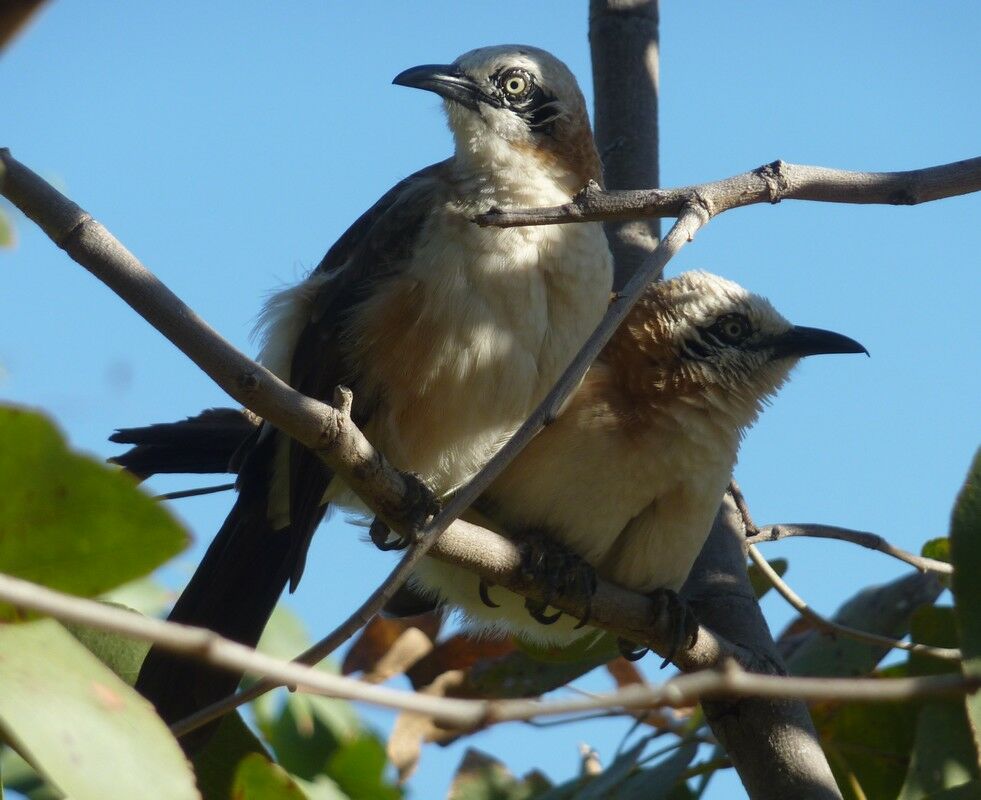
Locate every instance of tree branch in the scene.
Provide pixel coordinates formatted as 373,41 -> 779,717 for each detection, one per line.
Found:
746,545 -> 960,662
685,495 -> 843,800
747,523 -> 952,575
476,157 -> 981,228
1,571 -> 976,733
589,0 -> 661,288
732,485 -> 956,660
172,515 -> 748,737
0,146 -> 709,737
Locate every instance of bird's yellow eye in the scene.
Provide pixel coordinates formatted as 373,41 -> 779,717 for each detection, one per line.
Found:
711,313 -> 752,343
501,70 -> 530,97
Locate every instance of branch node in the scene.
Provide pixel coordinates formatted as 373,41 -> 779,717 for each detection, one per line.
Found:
332,385 -> 354,418
236,369 -> 261,394
757,160 -> 790,204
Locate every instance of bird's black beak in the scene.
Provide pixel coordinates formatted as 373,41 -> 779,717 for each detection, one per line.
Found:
772,325 -> 869,359
392,64 -> 486,111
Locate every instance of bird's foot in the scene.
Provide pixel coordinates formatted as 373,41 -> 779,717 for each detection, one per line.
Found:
517,531 -> 597,628
370,473 -> 441,552
617,589 -> 699,668
369,518 -> 410,551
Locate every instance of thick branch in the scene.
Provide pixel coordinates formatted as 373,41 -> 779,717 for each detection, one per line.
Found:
685,496 -> 843,800
172,513 -> 745,736
477,157 -> 981,228
589,0 -> 661,288
0,151 -> 430,535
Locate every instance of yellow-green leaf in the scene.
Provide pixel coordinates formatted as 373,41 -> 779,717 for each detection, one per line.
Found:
0,406 -> 188,619
949,448 -> 981,763
231,754 -> 307,799
0,619 -> 198,800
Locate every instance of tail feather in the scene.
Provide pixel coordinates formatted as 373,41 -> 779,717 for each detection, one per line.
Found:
135,484 -> 327,751
109,408 -> 257,480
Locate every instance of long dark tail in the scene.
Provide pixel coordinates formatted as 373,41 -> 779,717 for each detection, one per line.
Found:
132,421 -> 329,753
109,408 -> 257,480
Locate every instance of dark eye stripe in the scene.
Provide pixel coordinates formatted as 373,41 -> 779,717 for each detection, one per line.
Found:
682,335 -> 713,360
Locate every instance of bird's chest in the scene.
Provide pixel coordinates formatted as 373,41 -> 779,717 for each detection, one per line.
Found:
484,398 -> 737,582
355,210 -> 610,492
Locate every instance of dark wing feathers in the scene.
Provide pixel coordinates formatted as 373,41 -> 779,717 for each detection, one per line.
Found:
134,163 -> 449,745
280,161 -> 446,589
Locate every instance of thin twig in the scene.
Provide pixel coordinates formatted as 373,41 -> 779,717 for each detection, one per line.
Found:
154,482 -> 235,501
730,483 -> 959,661
476,157 -> 981,228
747,523 -> 951,575
1,572 -> 978,731
746,545 -> 960,662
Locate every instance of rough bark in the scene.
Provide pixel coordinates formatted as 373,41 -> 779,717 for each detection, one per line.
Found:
589,0 -> 661,289
589,3 -> 843,797
684,498 -> 842,799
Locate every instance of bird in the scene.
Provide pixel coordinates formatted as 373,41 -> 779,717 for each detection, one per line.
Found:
408,270 -> 867,649
116,271 -> 865,664
127,44 -> 613,742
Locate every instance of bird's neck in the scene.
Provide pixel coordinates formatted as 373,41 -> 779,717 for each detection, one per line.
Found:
588,350 -> 762,458
451,133 -> 601,204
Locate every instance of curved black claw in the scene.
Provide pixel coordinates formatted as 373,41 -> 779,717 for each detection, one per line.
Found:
525,597 -> 563,625
617,637 -> 649,662
479,579 -> 500,609
518,530 -> 597,629
649,588 -> 699,669
369,518 -> 410,551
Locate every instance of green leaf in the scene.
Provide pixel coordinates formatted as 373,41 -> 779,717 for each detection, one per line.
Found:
898,702 -> 980,800
193,712 -> 270,800
465,634 -> 617,701
323,734 -> 401,800
101,577 -> 172,617
0,406 -> 188,618
924,779 -> 981,799
515,632 -> 620,665
0,619 -> 198,800
290,775 -> 350,800
746,557 -> 788,599
897,605 -> 980,799
251,605 -> 360,781
446,749 -> 546,800
0,748 -> 63,799
0,208 -> 14,248
922,538 -> 951,565
258,691 -> 356,783
814,701 -> 917,800
614,742 -> 699,800
571,739 -> 647,799
63,605 -> 151,685
231,753 -> 307,799
787,570 -> 943,678
256,605 -> 315,662
949,448 -> 981,760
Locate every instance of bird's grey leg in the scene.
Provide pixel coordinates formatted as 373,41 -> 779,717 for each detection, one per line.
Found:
617,588 -> 699,667
517,530 -> 597,627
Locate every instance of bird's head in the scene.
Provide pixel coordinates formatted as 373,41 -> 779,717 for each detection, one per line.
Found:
604,271 -> 867,430
394,45 -> 601,193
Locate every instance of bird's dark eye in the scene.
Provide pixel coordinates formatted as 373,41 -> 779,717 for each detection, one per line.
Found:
709,313 -> 752,344
499,69 -> 532,99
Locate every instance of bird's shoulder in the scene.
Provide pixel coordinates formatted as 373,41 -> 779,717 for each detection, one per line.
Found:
313,159 -> 452,278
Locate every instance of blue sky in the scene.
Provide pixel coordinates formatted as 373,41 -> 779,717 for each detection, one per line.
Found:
3,3 -> 979,798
